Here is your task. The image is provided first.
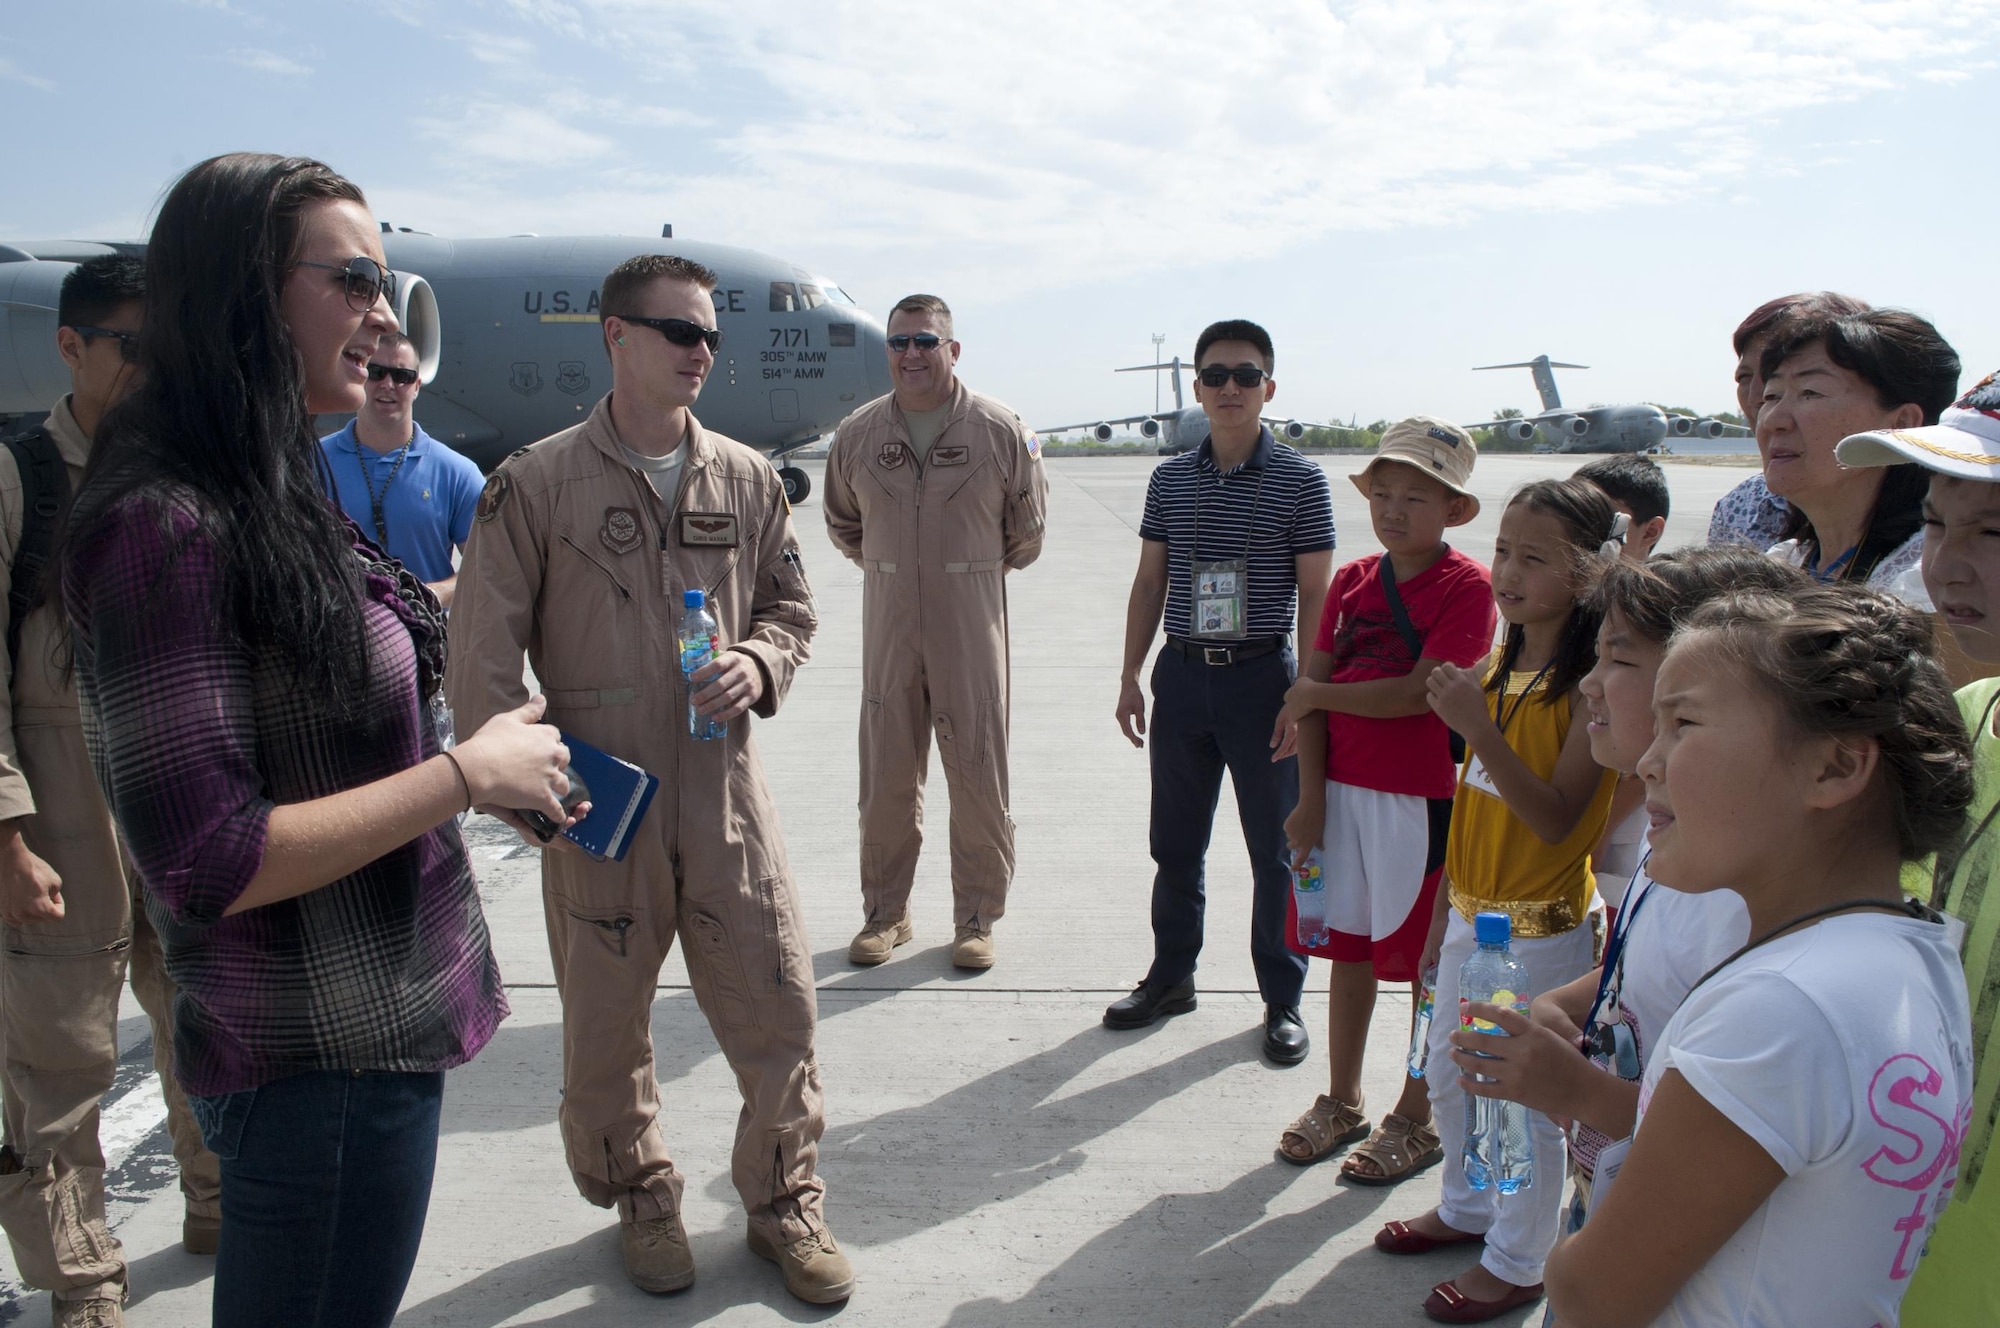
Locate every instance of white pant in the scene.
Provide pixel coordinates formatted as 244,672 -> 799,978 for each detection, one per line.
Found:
1426,910 -> 1599,1286
1319,780 -> 1429,941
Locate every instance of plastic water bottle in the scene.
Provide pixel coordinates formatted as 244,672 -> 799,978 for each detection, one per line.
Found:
1292,848 -> 1329,949
1407,963 -> 1439,1078
678,589 -> 726,741
1459,912 -> 1534,1194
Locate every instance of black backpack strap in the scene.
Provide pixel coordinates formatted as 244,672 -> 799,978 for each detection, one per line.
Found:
3,428 -> 73,679
1379,551 -> 1468,764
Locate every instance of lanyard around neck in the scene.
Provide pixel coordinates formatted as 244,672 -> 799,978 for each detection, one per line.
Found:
356,436 -> 413,548
1189,451 -> 1270,564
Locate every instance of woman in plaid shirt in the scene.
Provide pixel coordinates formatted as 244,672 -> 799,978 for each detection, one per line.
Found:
56,154 -> 574,1328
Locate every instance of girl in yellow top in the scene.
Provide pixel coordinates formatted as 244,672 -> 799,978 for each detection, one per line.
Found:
1375,477 -> 1621,1325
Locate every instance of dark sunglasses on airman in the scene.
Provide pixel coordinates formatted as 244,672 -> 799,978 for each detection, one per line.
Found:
70,325 -> 141,364
886,333 -> 944,352
295,256 -> 398,313
617,315 -> 723,351
367,362 -> 420,386
1199,365 -> 1270,388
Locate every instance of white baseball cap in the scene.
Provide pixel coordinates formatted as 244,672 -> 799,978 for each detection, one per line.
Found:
1836,369 -> 2000,480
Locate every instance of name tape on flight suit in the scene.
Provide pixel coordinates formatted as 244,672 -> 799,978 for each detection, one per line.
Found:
930,445 -> 969,467
680,511 -> 740,547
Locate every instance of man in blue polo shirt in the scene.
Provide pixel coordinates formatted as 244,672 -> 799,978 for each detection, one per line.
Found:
320,333 -> 484,607
1108,319 -> 1335,1065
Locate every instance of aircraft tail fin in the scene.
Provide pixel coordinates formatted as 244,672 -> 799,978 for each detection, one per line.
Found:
1115,357 -> 1187,411
1472,356 -> 1587,412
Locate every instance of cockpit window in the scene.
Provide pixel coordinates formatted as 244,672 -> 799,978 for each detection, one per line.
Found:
769,281 -> 799,313
820,284 -> 855,305
799,284 -> 826,310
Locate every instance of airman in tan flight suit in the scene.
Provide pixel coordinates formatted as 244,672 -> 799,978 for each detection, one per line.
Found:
823,294 -> 1048,970
0,256 -> 220,1328
447,254 -> 852,1306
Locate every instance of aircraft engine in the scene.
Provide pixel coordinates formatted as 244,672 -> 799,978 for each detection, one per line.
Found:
0,258 -> 74,415
390,272 -> 442,384
1092,423 -> 1116,442
1503,421 -> 1539,444
1138,419 -> 1160,438
1557,415 -> 1590,438
1280,420 -> 1306,441
1667,416 -> 1695,437
1691,418 -> 1726,439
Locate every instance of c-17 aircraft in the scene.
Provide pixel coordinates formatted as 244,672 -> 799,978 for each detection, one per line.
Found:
1467,355 -> 1745,454
0,227 -> 891,504
1039,356 -> 1346,454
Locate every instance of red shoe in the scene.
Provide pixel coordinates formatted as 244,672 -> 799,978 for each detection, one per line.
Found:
1373,1219 -> 1486,1255
1422,1277 -> 1545,1323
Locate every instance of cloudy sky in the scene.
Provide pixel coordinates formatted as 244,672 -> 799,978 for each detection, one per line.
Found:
5,0 -> 1996,430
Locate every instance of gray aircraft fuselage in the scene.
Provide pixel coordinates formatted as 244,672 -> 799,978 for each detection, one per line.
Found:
0,233 -> 892,474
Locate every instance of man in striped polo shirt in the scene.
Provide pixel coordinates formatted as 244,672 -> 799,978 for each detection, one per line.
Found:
1107,319 -> 1335,1065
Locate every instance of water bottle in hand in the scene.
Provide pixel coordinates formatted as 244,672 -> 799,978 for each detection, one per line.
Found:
1459,912 -> 1534,1194
1407,962 -> 1439,1078
1292,848 -> 1330,949
678,589 -> 726,742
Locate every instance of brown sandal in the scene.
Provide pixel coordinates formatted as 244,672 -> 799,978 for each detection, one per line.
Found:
1341,1112 -> 1444,1186
1277,1094 -> 1370,1166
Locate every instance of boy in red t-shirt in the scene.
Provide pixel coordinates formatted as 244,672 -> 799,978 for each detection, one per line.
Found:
1275,416 -> 1496,1186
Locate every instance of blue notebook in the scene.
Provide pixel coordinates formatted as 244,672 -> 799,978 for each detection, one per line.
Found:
554,733 -> 659,862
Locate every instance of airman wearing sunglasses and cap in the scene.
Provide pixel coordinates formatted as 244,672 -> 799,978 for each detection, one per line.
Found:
822,294 -> 1048,972
447,253 -> 847,1305
0,255 -> 223,1324
319,332 -> 485,607
1105,319 -> 1335,1068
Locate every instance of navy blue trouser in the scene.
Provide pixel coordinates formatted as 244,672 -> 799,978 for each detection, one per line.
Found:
191,1069 -> 445,1328
1143,643 -> 1309,1005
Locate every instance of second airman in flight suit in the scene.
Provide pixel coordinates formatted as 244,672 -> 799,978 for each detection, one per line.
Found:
447,254 -> 852,1305
823,294 -> 1048,970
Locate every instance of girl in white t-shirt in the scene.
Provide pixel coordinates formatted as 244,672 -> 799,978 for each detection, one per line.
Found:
1444,551 -> 1797,1258
1543,583 -> 1976,1328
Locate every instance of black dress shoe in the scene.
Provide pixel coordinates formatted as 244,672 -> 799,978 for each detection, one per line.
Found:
1103,979 -> 1197,1030
1264,1004 -> 1309,1064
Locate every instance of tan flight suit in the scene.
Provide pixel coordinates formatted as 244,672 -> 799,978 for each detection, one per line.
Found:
822,382 -> 1048,931
0,399 -> 220,1304
447,397 -> 826,1243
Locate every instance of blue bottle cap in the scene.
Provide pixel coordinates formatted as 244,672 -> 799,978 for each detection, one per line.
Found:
683,589 -> 705,609
1474,912 -> 1511,946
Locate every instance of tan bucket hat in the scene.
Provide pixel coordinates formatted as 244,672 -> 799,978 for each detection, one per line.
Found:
1351,415 -> 1481,520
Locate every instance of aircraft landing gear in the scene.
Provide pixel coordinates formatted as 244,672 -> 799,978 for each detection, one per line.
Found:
779,464 -> 812,505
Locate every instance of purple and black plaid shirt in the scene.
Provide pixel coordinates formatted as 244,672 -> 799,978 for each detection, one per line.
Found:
65,492 -> 506,1097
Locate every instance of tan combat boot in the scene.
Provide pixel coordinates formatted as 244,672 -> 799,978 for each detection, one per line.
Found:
51,1297 -> 123,1327
622,1212 -> 696,1293
748,1222 -> 855,1304
847,916 -> 912,966
951,925 -> 995,970
183,1212 -> 221,1256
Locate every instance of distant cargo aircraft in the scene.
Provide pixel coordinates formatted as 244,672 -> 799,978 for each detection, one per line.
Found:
0,228 -> 890,503
1467,355 -> 1745,454
1039,356 -> 1349,454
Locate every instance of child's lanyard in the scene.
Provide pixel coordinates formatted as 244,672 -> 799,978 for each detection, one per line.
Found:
1494,659 -> 1556,735
1687,897 -> 1937,1001
1585,852 -> 1655,1035
1808,543 -> 1858,583
1934,688 -> 2000,914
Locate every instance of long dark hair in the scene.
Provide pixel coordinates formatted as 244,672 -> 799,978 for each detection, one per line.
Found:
1760,307 -> 1960,582
1490,478 -> 1615,706
58,153 -> 372,702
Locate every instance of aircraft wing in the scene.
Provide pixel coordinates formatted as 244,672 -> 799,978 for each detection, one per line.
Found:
1037,412 -> 1176,433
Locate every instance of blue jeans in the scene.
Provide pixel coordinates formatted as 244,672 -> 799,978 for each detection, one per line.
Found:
1144,643 -> 1309,1005
190,1069 -> 445,1328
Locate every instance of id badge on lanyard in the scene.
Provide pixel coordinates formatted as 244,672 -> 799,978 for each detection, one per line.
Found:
1188,464 -> 1267,641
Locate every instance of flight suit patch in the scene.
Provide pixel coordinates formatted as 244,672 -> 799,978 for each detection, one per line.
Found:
475,470 -> 512,523
931,444 -> 969,467
600,507 -> 642,555
680,511 -> 740,547
877,442 -> 908,470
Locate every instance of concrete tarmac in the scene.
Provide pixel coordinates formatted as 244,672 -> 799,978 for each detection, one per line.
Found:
1,453 -> 1755,1326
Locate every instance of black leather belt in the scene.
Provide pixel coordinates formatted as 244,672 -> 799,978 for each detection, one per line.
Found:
1165,635 -> 1286,666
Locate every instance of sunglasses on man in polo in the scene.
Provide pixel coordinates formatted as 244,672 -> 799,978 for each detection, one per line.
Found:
295,256 -> 398,313
617,315 -> 723,352
886,333 -> 944,352
71,326 -> 141,365
367,362 -> 421,387
1198,364 -> 1270,389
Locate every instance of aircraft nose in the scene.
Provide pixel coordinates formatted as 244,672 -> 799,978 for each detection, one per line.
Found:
857,315 -> 893,400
